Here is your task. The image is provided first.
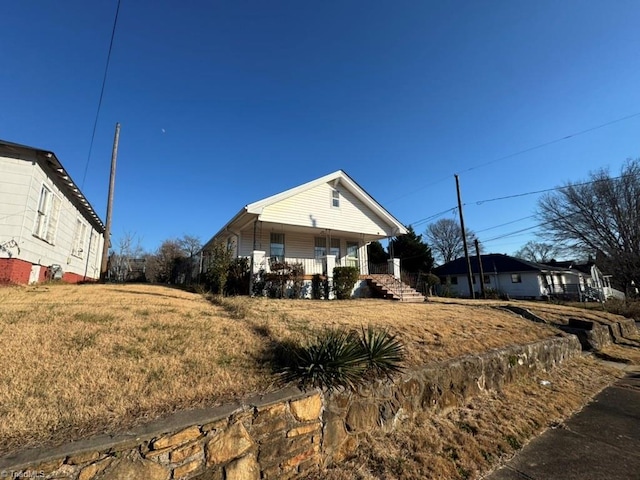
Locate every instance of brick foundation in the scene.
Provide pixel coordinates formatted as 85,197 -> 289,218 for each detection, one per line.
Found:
0,258 -> 32,284
0,259 -> 91,285
62,272 -> 88,284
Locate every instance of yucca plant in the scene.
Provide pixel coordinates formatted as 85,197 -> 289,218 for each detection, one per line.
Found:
275,326 -> 405,391
276,329 -> 368,391
359,325 -> 405,379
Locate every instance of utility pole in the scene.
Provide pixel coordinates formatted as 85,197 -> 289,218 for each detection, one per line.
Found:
100,122 -> 120,282
455,174 -> 475,299
475,238 -> 486,299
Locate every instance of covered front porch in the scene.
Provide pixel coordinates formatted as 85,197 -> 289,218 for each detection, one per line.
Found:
230,221 -> 394,277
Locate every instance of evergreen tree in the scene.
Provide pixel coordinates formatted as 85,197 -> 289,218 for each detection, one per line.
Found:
389,226 -> 434,273
367,240 -> 389,265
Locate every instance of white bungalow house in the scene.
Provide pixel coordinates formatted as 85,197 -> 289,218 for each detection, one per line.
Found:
433,254 -> 587,300
0,140 -> 105,284
200,170 -> 408,298
434,254 -> 624,301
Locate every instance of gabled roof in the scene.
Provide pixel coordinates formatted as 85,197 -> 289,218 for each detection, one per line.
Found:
433,253 -> 577,276
0,139 -> 105,233
205,170 -> 407,248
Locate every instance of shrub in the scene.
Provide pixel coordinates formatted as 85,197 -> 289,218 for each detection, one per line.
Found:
311,274 -> 325,300
333,266 -> 360,299
262,261 -> 305,299
276,326 -> 405,391
226,257 -> 250,295
201,241 -> 233,295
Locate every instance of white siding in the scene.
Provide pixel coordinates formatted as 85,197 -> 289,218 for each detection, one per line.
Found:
445,272 -> 543,298
0,156 -> 104,280
258,182 -> 395,236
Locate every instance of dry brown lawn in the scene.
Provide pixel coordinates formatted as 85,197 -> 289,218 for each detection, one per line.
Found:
304,356 -> 625,480
0,284 -> 588,456
429,296 -> 628,325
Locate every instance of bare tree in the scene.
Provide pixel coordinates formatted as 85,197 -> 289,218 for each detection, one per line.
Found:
537,159 -> 640,293
513,241 -> 561,263
426,218 -> 474,265
109,232 -> 145,282
145,239 -> 185,284
178,234 -> 202,283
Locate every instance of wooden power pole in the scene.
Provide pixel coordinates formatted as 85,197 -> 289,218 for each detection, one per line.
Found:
475,238 -> 486,298
455,174 -> 475,299
100,123 -> 120,282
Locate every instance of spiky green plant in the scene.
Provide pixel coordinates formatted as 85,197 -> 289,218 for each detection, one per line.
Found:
275,326 -> 405,391
360,325 -> 405,378
276,329 -> 368,391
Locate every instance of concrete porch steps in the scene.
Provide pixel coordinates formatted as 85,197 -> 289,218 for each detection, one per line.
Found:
365,274 -> 426,302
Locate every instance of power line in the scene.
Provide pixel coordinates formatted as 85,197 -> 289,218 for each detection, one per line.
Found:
458,111 -> 640,175
386,111 -> 640,204
475,215 -> 535,234
481,211 -> 577,244
409,206 -> 457,228
469,173 -> 631,206
81,0 -> 121,189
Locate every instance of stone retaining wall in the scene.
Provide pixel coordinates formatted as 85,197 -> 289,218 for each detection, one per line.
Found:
0,335 -> 581,480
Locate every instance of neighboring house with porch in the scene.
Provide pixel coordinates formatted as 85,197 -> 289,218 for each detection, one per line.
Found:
200,170 -> 423,300
0,140 -> 105,284
434,254 -> 590,300
542,260 -> 624,301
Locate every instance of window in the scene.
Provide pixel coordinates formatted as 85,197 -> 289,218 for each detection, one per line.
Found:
331,189 -> 340,208
315,237 -> 340,257
314,237 -> 326,258
346,241 -> 359,258
330,238 -> 340,257
33,185 -> 60,244
72,219 -> 88,258
450,276 -> 458,285
511,273 -> 522,283
270,233 -> 284,261
483,274 -> 491,284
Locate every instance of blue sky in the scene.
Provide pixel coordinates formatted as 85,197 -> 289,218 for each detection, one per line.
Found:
2,1 -> 639,255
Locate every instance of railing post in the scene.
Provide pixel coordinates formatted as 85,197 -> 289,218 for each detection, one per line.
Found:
388,258 -> 400,280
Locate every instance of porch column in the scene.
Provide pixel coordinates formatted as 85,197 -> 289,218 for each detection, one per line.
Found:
249,250 -> 266,296
388,258 -> 400,280
359,244 -> 369,275
325,254 -> 336,299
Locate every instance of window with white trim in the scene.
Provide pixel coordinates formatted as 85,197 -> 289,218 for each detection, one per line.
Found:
33,185 -> 61,244
315,237 -> 340,258
331,189 -> 340,208
511,273 -> 522,283
314,237 -> 326,258
270,233 -> 285,261
72,219 -> 88,258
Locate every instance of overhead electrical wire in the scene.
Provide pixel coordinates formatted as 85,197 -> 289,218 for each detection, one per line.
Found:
80,0 -> 122,188
386,110 -> 640,204
409,172 -> 634,234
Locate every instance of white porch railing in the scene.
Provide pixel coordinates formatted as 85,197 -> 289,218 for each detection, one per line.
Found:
260,257 -> 361,275
257,257 -> 324,275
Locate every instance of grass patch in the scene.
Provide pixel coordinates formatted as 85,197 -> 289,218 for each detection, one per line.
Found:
0,284 -> 575,456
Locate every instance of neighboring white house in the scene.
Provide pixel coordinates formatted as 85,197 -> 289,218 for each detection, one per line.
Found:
0,140 -> 105,284
433,254 -> 591,300
200,170 -> 407,297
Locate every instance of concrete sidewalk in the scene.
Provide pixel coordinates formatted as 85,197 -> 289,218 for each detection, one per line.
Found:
486,367 -> 640,480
